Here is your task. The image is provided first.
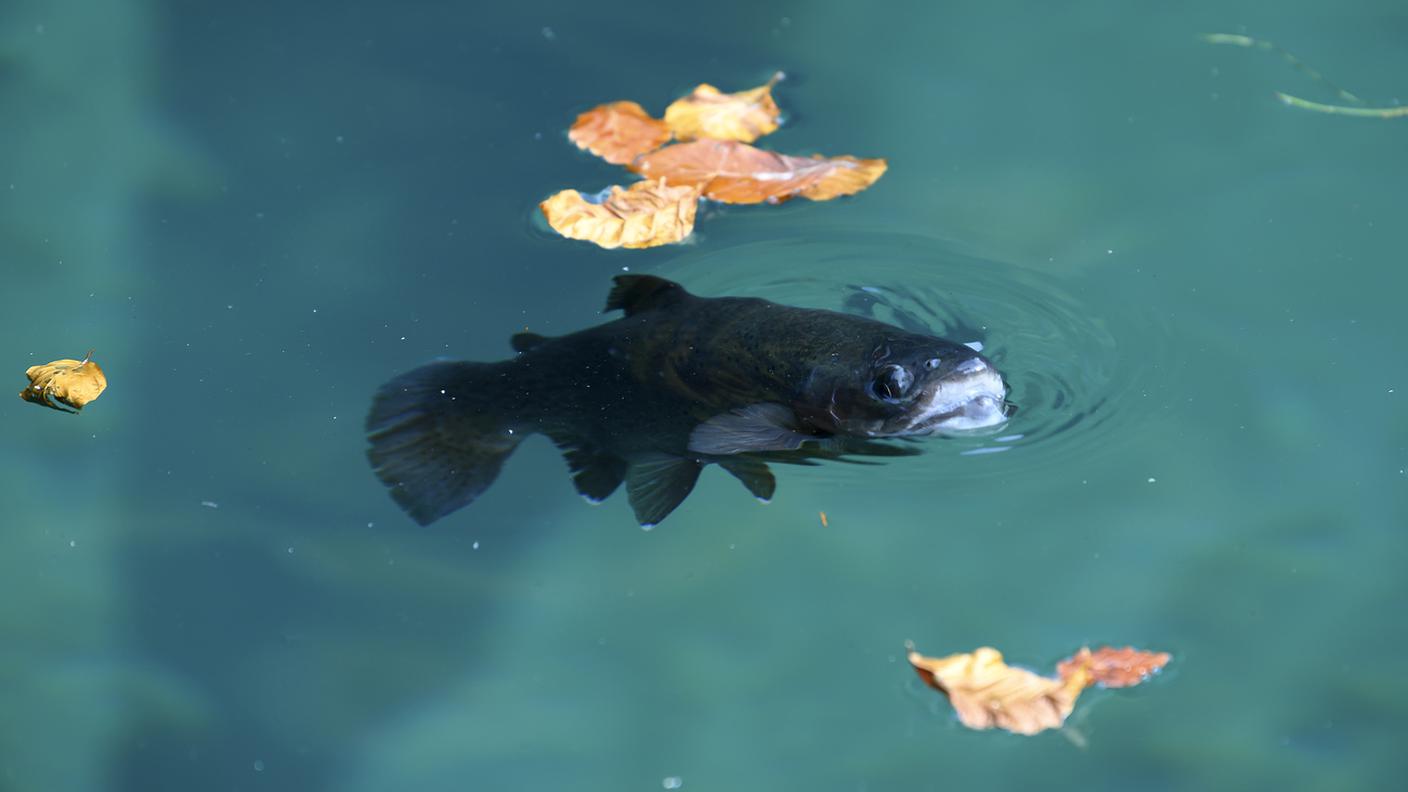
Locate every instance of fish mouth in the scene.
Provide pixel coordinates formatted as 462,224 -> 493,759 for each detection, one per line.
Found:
898,360 -> 1010,436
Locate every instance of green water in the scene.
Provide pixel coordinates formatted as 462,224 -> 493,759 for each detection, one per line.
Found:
3,1 -> 1406,789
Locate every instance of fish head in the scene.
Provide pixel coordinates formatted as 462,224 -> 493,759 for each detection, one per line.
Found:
807,336 -> 1012,438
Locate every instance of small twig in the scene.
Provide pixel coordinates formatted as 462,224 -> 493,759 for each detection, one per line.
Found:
1201,32 -> 1366,105
1274,92 -> 1408,118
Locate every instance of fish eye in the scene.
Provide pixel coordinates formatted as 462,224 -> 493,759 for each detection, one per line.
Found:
871,365 -> 912,402
924,358 -> 941,371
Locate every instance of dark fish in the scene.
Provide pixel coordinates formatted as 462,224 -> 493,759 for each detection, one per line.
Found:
367,275 -> 1010,527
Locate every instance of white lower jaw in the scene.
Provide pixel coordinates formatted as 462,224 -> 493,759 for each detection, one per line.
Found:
904,367 -> 1009,435
930,393 -> 1008,433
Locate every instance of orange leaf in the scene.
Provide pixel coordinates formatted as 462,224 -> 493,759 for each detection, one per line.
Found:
539,180 -> 700,250
568,101 -> 672,165
630,139 -> 886,205
19,351 -> 107,413
1057,646 -> 1171,688
663,72 -> 784,143
909,647 -> 1088,735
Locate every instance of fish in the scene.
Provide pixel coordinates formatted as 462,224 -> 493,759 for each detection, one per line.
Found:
366,274 -> 1011,528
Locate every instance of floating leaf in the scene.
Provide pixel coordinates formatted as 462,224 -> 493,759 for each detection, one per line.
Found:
1057,646 -> 1171,688
909,643 -> 1169,735
539,179 -> 700,249
630,139 -> 886,205
909,647 -> 1087,735
568,101 -> 672,165
19,350 -> 107,413
664,72 -> 784,143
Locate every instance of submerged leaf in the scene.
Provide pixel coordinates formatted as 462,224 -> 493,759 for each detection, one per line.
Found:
539,180 -> 700,249
909,643 -> 1170,735
20,351 -> 107,413
909,647 -> 1087,735
568,101 -> 672,165
664,72 -> 784,143
630,139 -> 886,205
1057,646 -> 1171,688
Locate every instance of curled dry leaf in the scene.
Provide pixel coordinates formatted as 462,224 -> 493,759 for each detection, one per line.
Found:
20,351 -> 107,413
664,72 -> 784,143
1057,646 -> 1171,689
630,139 -> 886,205
539,179 -> 700,249
909,643 -> 1170,735
909,647 -> 1088,736
568,101 -> 672,165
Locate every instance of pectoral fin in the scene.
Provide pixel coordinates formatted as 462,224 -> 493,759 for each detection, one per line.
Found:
717,457 -> 776,502
688,403 -> 812,455
626,455 -> 702,527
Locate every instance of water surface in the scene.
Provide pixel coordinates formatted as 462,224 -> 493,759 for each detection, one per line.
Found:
3,1 -> 1405,790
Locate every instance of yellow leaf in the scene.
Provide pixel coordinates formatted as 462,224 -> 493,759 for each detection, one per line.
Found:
568,101 -> 673,165
909,643 -> 1170,735
20,351 -> 108,413
909,647 -> 1087,735
539,180 -> 700,250
630,139 -> 886,205
663,72 -> 784,143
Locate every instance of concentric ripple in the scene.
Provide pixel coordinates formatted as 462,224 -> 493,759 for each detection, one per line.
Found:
653,228 -> 1171,484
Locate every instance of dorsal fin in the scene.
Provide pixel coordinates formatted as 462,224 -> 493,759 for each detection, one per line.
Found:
510,331 -> 550,353
604,274 -> 689,317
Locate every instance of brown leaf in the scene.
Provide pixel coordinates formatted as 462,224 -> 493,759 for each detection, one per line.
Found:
20,351 -> 107,413
1057,646 -> 1171,689
663,72 -> 784,143
909,647 -> 1089,735
630,139 -> 886,205
568,101 -> 673,165
539,180 -> 700,249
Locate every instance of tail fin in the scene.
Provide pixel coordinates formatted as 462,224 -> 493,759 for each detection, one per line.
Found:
366,361 -> 521,525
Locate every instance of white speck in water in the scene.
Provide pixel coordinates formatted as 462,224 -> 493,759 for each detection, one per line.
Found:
472,541 -> 480,550
367,522 -> 374,528
69,540 -> 77,548
335,135 -> 345,144
1106,249 -> 1114,254
1147,477 -> 1157,483
663,777 -> 683,790
728,543 -> 736,550
287,547 -> 295,554
200,501 -> 220,509
253,760 -> 265,772
541,26 -> 556,40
